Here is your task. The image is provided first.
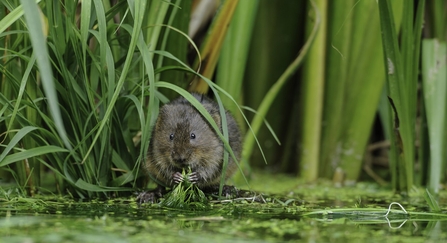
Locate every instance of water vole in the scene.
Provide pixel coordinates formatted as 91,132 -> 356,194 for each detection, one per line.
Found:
137,93 -> 242,203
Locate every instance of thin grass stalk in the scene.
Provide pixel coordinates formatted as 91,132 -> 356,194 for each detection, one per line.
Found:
298,0 -> 326,181
80,0 -> 92,101
23,58 -> 40,193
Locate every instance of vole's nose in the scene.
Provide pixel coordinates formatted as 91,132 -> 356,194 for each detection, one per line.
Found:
172,152 -> 187,164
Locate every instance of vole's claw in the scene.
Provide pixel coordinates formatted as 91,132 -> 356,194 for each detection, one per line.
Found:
188,172 -> 200,184
173,172 -> 184,184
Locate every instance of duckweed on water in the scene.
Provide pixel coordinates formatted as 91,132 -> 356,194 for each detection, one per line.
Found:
1,181 -> 447,242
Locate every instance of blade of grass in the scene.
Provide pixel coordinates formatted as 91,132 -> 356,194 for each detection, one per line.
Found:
0,146 -> 68,167
424,188 -> 441,212
20,0 -> 72,150
74,178 -> 133,192
0,126 -> 37,163
6,54 -> 36,132
0,0 -> 42,34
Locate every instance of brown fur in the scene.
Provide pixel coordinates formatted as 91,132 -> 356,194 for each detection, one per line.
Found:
143,94 -> 242,188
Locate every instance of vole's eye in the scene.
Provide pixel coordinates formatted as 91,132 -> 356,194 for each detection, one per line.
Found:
169,134 -> 174,140
190,133 -> 196,139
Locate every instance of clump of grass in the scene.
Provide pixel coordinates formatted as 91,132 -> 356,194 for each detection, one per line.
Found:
423,189 -> 441,212
160,168 -> 209,210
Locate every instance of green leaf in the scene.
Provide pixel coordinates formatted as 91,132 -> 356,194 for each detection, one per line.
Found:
0,126 -> 37,163
0,146 -> 68,167
424,188 -> 441,212
109,172 -> 135,187
0,0 -> 41,34
74,179 -> 132,192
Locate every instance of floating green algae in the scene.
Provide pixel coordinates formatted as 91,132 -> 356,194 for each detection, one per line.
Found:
1,177 -> 447,243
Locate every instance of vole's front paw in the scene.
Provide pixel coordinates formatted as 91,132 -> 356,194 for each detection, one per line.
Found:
136,186 -> 165,204
137,191 -> 157,204
173,172 -> 184,184
188,172 -> 201,184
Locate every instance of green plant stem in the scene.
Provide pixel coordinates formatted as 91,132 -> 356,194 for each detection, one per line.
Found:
422,39 -> 446,194
319,0 -> 353,178
298,0 -> 326,181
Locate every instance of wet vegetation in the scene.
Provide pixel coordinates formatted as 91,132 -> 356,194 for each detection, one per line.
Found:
1,0 -> 447,242
1,180 -> 447,242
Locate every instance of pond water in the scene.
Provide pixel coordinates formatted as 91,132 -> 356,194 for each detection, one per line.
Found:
1,177 -> 446,243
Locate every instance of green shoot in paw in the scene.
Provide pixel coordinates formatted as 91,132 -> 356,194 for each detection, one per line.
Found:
160,167 -> 209,209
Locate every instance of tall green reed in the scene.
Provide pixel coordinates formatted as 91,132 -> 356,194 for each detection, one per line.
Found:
378,0 -> 424,193
420,1 -> 446,194
298,0 -> 326,181
297,0 -> 395,183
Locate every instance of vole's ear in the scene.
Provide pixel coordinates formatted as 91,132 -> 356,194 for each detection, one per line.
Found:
211,111 -> 221,128
203,104 -> 221,128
